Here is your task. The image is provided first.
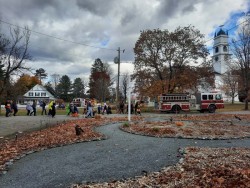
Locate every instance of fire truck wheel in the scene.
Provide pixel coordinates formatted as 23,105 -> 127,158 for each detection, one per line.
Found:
172,105 -> 181,113
208,105 -> 216,113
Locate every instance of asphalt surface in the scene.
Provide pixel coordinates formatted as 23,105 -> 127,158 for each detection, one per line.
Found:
0,113 -> 250,188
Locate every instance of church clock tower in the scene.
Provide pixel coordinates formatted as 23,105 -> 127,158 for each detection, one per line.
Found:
212,28 -> 231,91
212,28 -> 230,75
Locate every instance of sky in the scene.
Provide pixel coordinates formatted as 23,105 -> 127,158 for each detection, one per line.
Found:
0,0 -> 249,83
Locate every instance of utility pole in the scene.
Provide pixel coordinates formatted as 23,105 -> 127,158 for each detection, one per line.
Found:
114,47 -> 125,112
117,47 -> 121,103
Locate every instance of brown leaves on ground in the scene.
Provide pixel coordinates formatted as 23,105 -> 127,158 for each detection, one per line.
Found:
121,114 -> 250,139
0,116 -> 141,173
72,147 -> 250,188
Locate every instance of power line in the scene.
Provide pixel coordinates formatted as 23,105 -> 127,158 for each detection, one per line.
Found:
205,17 -> 250,44
0,19 -> 117,51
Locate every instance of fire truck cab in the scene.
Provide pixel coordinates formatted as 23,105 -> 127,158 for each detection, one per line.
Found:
158,92 -> 224,113
193,92 -> 224,113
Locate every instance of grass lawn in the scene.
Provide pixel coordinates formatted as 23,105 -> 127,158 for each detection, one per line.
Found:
217,102 -> 248,112
0,102 -> 249,116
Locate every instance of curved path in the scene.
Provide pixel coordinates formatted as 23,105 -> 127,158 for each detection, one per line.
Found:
1,119 -> 250,188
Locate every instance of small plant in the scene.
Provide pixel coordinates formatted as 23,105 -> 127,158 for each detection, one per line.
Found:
123,122 -> 130,127
152,127 -> 160,132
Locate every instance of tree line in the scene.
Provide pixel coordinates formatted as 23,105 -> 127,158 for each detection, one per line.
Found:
1,20 -> 250,109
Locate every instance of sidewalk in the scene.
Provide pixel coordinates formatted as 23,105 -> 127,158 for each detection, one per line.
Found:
0,115 -> 82,137
0,113 -> 132,138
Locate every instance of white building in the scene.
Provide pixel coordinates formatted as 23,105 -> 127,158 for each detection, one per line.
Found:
212,28 -> 238,102
21,84 -> 56,104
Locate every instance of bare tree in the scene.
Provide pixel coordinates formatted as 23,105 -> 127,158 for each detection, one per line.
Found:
0,26 -> 31,100
230,17 -> 250,110
121,72 -> 129,102
51,73 -> 60,89
221,70 -> 239,104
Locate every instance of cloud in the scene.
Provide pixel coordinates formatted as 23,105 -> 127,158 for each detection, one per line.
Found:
0,0 -> 249,82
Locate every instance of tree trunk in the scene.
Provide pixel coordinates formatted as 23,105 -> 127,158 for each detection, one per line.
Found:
231,97 -> 234,104
244,88 -> 249,110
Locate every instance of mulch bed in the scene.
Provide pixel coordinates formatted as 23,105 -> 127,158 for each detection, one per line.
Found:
121,114 -> 250,139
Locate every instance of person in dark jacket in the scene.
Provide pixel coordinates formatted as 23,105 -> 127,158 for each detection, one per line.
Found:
51,102 -> 56,118
11,100 -> 18,116
41,100 -> 47,115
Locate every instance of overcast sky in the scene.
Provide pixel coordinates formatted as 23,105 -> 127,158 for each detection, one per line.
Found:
0,0 -> 249,83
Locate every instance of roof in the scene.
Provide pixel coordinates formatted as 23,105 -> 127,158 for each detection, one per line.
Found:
214,28 -> 228,37
23,84 -> 55,99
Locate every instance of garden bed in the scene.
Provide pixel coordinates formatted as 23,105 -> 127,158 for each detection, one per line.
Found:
121,114 -> 250,139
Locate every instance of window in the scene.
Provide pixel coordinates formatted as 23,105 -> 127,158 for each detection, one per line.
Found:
28,92 -> 33,96
215,94 -> 222,100
215,56 -> 219,61
41,92 -> 46,97
35,92 -> 40,96
202,95 -> 207,100
223,46 -> 227,52
208,95 -> 213,100
215,47 -> 219,53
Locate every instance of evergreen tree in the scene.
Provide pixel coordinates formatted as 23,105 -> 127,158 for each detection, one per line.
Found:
89,58 -> 112,102
72,77 -> 85,98
56,75 -> 72,101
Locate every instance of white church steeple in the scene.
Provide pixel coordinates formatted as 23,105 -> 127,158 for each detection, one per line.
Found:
212,28 -> 230,74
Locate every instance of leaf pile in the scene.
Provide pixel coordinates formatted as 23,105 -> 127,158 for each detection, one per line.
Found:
72,147 -> 250,188
172,114 -> 250,122
121,114 -> 250,139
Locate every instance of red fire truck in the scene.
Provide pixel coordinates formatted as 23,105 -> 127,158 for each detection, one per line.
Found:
158,92 -> 224,113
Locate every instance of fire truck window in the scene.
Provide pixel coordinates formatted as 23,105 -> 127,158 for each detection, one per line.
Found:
208,95 -> 213,100
215,94 -> 221,100
202,95 -> 207,100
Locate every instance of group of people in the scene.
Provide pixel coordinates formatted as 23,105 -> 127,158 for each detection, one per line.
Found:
66,103 -> 79,116
118,101 -> 141,115
4,99 -> 142,118
4,100 -> 18,117
98,103 -> 112,115
26,100 -> 56,117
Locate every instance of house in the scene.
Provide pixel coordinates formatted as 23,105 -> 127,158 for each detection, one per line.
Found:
20,84 -> 56,104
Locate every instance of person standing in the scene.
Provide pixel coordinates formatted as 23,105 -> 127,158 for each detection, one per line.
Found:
11,100 -> 18,116
85,100 -> 93,118
48,101 -> 53,116
30,100 -> 37,116
5,100 -> 12,117
135,101 -> 139,115
119,100 -> 125,114
136,102 -> 141,115
51,102 -> 56,118
26,103 -> 33,116
41,100 -> 47,115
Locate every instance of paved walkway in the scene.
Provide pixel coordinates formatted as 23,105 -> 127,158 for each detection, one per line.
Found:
0,113 -> 250,188
0,115 -> 80,138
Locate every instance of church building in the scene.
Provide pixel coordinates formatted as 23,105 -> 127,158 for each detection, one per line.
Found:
212,28 -> 238,102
